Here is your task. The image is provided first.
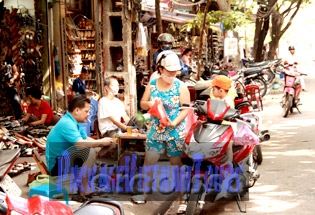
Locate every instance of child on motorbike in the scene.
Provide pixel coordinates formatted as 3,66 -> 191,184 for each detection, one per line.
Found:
211,75 -> 235,108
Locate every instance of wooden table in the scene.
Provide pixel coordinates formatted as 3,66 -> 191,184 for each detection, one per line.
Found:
117,133 -> 147,160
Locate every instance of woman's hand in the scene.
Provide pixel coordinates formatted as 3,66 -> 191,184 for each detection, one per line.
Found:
147,98 -> 161,109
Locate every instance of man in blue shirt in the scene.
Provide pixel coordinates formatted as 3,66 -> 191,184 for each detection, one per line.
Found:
46,95 -> 116,194
72,66 -> 89,95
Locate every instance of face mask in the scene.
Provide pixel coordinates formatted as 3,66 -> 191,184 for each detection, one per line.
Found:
161,74 -> 175,84
109,86 -> 119,95
161,45 -> 172,50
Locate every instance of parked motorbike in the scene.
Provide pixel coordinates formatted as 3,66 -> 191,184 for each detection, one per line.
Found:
182,99 -> 261,214
1,193 -> 124,215
241,59 -> 283,92
280,63 -> 307,118
185,75 -> 267,165
240,68 -> 268,97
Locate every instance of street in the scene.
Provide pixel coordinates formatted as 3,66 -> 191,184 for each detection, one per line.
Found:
166,66 -> 315,215
9,66 -> 315,215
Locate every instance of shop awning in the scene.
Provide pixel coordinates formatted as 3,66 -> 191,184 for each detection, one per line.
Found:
141,6 -> 196,25
141,6 -> 221,32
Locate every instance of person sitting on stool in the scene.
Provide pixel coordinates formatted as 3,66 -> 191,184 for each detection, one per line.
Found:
22,86 -> 59,126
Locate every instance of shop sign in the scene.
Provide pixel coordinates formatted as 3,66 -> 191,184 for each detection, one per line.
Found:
224,38 -> 238,56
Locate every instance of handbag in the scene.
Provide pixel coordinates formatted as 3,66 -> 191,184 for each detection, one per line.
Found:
27,171 -> 41,185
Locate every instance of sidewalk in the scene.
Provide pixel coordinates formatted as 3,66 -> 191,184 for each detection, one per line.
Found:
11,155 -> 178,215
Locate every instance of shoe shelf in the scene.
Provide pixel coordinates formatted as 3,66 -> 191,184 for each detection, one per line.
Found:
63,14 -> 100,96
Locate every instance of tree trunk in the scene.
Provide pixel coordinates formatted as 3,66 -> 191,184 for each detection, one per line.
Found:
269,10 -> 283,59
253,7 -> 270,62
155,0 -> 162,34
197,0 -> 212,81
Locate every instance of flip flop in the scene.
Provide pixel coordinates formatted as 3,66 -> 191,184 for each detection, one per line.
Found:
177,203 -> 187,214
131,195 -> 146,204
71,194 -> 88,203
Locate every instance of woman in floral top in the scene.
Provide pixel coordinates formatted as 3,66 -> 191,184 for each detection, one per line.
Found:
132,50 -> 190,214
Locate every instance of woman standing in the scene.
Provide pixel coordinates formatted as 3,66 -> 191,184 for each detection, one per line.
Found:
132,50 -> 190,214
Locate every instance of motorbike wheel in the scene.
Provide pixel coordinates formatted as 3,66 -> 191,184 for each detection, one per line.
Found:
253,145 -> 263,165
263,69 -> 275,86
235,80 -> 246,96
290,98 -> 295,113
290,106 -> 294,113
185,190 -> 199,215
283,94 -> 293,118
250,77 -> 267,97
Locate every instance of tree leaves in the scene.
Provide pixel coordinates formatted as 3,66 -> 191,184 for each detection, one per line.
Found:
182,9 -> 251,31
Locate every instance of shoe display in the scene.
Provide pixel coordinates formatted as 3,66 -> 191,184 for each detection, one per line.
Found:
64,17 -> 99,94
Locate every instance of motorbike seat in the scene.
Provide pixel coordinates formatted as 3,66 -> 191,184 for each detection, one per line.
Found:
248,59 -> 279,68
248,61 -> 269,68
243,67 -> 264,76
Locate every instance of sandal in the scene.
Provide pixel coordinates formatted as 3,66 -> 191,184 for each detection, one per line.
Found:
71,194 -> 88,203
131,195 -> 146,204
177,203 -> 187,214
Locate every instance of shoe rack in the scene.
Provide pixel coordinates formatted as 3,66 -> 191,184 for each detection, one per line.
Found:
62,0 -> 100,98
101,0 -> 135,116
210,32 -> 224,62
0,8 -> 44,118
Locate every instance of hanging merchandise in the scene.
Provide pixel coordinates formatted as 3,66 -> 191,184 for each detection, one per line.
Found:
137,23 -> 148,56
0,7 -> 44,118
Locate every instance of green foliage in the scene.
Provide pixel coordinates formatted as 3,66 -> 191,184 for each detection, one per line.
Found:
182,9 -> 252,31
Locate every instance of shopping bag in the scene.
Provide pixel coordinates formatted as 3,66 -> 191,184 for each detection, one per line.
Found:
148,99 -> 169,127
28,174 -> 56,188
185,109 -> 198,134
234,124 -> 260,146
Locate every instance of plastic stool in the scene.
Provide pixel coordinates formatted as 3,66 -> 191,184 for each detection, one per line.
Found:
29,184 -> 69,205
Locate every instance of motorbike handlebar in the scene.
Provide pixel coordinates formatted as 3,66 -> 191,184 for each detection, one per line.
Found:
239,116 -> 252,123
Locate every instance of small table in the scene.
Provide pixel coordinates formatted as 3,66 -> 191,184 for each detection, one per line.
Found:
118,133 -> 147,160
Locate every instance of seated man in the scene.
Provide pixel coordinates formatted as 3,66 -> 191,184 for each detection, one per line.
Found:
46,95 -> 117,195
22,86 -> 59,126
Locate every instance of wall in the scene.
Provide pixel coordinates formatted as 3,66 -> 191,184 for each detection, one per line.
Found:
3,0 -> 35,15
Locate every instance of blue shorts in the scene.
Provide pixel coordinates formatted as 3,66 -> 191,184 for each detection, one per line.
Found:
146,138 -> 184,157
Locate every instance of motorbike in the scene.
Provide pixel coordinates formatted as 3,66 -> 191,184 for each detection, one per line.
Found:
1,193 -> 124,215
240,67 -> 268,97
182,99 -> 261,214
280,63 -> 307,118
185,76 -> 267,165
243,59 -> 283,89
